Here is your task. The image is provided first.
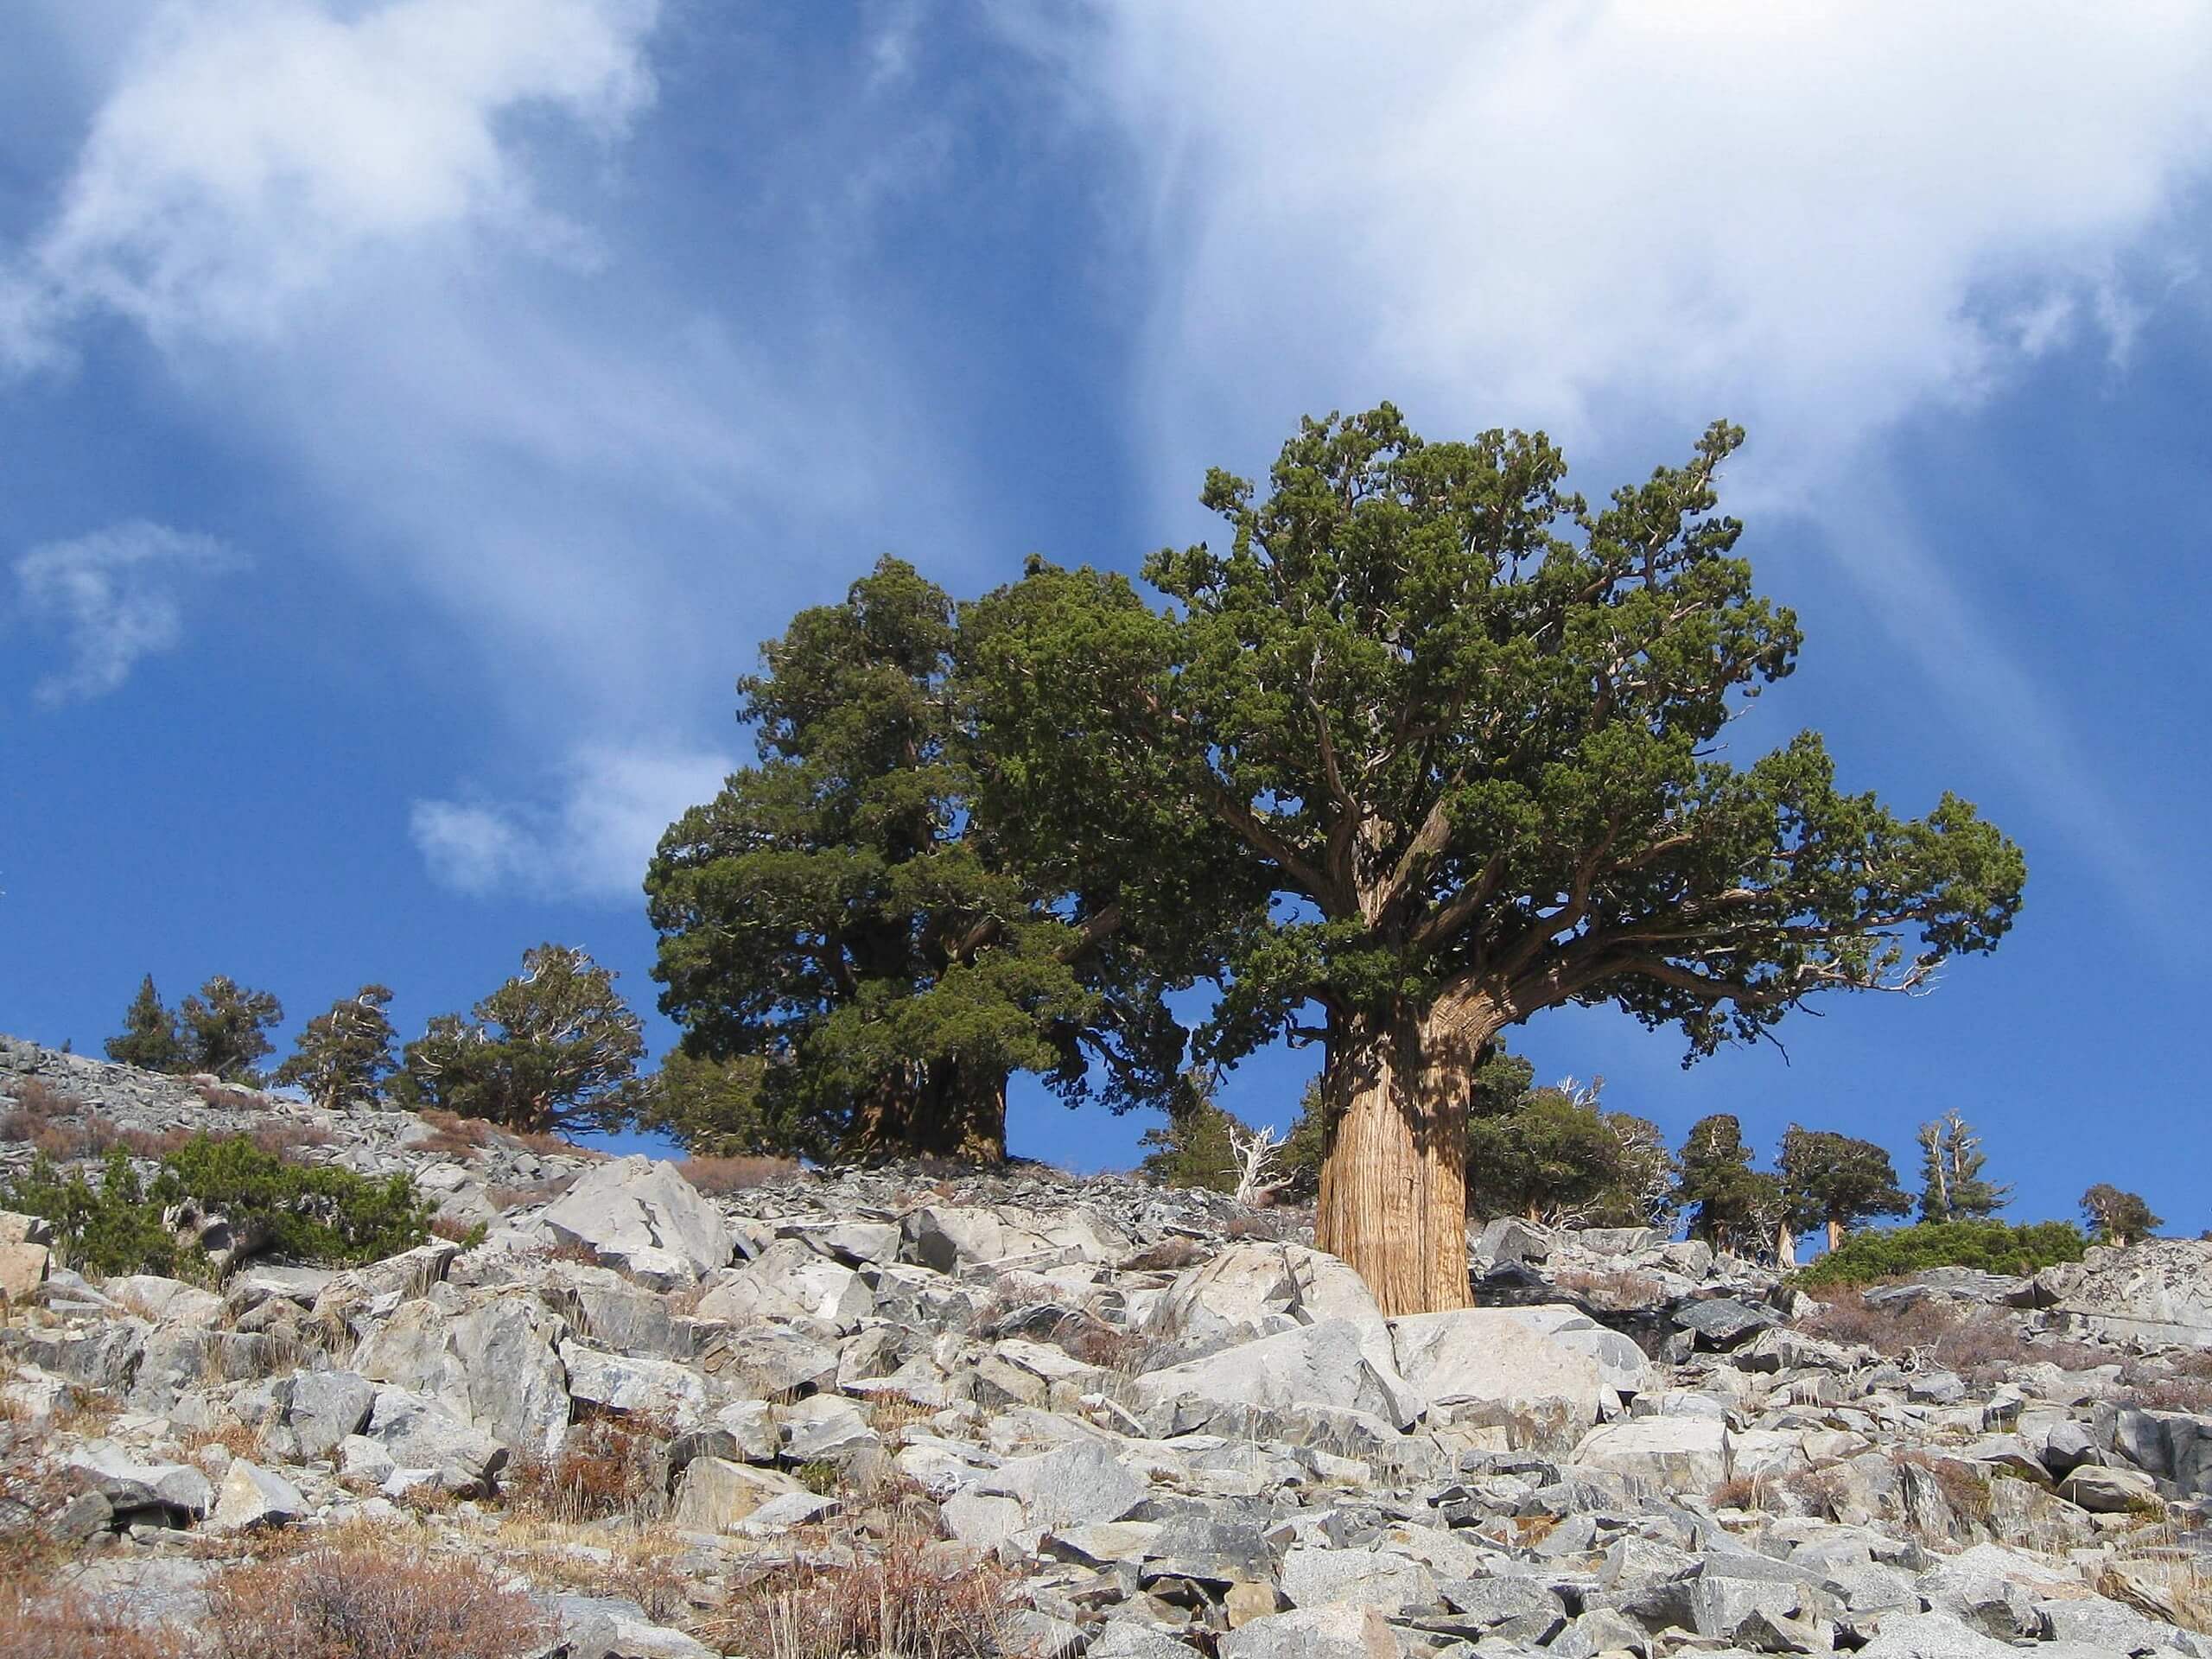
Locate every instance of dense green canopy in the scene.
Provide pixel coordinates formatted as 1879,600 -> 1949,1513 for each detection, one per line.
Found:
647,558 -> 1202,1161
961,405 -> 2024,1310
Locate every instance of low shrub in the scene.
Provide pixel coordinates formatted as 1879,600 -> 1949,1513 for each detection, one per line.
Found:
0,1580 -> 175,1659
1794,1219 -> 2085,1288
206,1530 -> 550,1659
701,1505 -> 1020,1659
0,1133 -> 430,1279
502,1412 -> 669,1524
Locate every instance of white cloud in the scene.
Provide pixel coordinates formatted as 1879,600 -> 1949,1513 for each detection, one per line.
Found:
14,519 -> 242,703
8,0 -> 658,355
2,1 -> 968,899
411,744 -> 733,901
1011,1 -> 2212,916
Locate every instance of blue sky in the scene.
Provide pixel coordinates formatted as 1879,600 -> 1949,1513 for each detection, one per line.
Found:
4,3 -> 2210,1232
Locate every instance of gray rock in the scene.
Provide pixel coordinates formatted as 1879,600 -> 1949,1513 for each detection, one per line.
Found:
61,1440 -> 213,1519
2058,1462 -> 2158,1512
1135,1319 -> 1420,1433
972,1439 -> 1147,1530
1675,1297 -> 1780,1347
363,1387 -> 507,1494
561,1344 -> 710,1427
281,1369 -> 377,1460
540,1156 -> 730,1287
207,1459 -> 304,1532
450,1295 -> 571,1459
2045,1238 -> 2212,1349
550,1594 -> 716,1659
696,1238 -> 873,1331
1857,1611 -> 2019,1658
1279,1546 -> 1436,1614
1390,1306 -> 1608,1449
1218,1605 -> 1396,1659
1571,1416 -> 1731,1490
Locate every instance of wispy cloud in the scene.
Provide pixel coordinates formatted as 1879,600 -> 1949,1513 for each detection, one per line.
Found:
410,744 -> 733,901
3,0 -> 658,359
14,519 -> 242,704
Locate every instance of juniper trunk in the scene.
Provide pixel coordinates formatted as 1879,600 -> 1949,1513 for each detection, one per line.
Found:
1314,995 -> 1501,1316
846,1059 -> 1008,1163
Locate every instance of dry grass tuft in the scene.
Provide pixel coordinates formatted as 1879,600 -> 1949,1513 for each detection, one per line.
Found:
206,1527 -> 550,1659
501,1411 -> 671,1525
1119,1236 -> 1207,1274
180,1421 -> 263,1462
249,1122 -> 333,1162
676,1154 -> 800,1194
699,1503 -> 1025,1659
413,1110 -> 494,1159
1552,1266 -> 1667,1307
0,1580 -> 176,1659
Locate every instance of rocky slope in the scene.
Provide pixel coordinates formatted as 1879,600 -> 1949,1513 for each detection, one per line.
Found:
3,1034 -> 2209,1658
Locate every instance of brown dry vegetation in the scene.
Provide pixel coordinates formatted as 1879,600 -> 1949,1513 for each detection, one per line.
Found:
248,1122 -> 334,1162
0,1580 -> 177,1659
1551,1266 -> 1668,1307
0,1081 -> 188,1161
501,1411 -> 671,1525
676,1154 -> 801,1194
413,1110 -> 494,1158
700,1503 -> 1024,1659
1800,1288 -> 2107,1381
1119,1236 -> 1207,1274
205,1528 -> 551,1659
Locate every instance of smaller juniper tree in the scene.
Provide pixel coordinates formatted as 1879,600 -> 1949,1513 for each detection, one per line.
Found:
177,976 -> 284,1084
1779,1125 -> 1912,1252
397,944 -> 644,1135
2080,1183 -> 2162,1246
1677,1114 -> 1784,1256
105,975 -> 187,1073
276,985 -> 400,1110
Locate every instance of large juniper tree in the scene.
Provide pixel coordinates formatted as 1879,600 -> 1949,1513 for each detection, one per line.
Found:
647,558 -> 1198,1163
963,407 -> 2024,1313
1778,1124 -> 1912,1251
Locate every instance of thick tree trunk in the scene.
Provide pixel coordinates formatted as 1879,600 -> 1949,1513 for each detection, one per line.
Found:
845,1059 -> 1008,1163
1314,995 -> 1501,1316
1826,1217 -> 1843,1255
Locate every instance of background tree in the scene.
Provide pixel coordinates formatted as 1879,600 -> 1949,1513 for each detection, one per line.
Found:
2081,1183 -> 2162,1245
275,985 -> 399,1110
631,1050 -> 838,1162
105,975 -> 186,1073
1779,1125 -> 1912,1251
1677,1114 -> 1784,1256
1917,1111 -> 2011,1221
964,407 -> 2024,1312
1137,1079 -> 1245,1192
177,976 -> 284,1084
396,944 -> 643,1134
648,557 -> 1201,1164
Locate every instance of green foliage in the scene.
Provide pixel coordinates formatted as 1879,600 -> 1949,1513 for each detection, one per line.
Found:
648,557 -> 1199,1162
1779,1125 -> 1911,1237
1676,1113 -> 1783,1252
397,944 -> 644,1133
632,1049 -> 838,1161
0,1135 -> 429,1279
1138,1096 -> 1243,1192
1917,1112 -> 2011,1222
105,975 -> 188,1073
1465,1073 -> 1678,1228
178,975 -> 285,1084
275,984 -> 399,1109
962,406 -> 2025,1084
0,1149 -> 190,1279
151,1134 -> 431,1267
2080,1183 -> 2162,1244
1794,1218 -> 2086,1287
1280,1078 -> 1329,1185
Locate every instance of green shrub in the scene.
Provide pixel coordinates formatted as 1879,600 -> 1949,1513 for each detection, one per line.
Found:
0,1149 -> 193,1279
150,1134 -> 431,1267
1,1134 -> 430,1280
1795,1217 -> 2085,1287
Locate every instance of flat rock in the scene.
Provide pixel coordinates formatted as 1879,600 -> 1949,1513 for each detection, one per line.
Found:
540,1157 -> 730,1286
